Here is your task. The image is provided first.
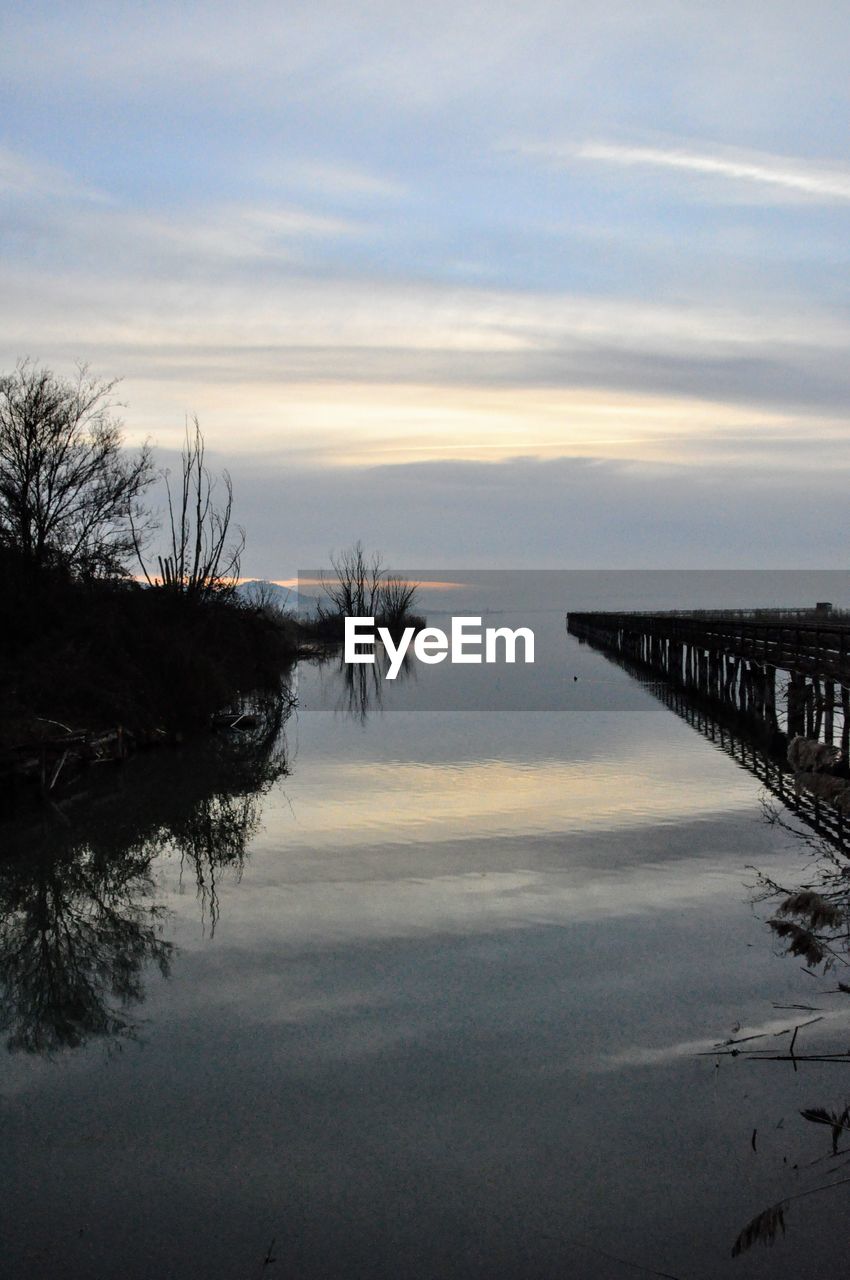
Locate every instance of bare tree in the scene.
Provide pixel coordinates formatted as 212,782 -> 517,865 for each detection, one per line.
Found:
378,575 -> 420,628
320,542 -> 421,629
321,540 -> 384,617
135,418 -> 244,600
0,360 -> 153,577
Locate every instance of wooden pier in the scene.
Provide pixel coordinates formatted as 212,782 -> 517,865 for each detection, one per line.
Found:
585,638 -> 850,853
567,609 -> 850,750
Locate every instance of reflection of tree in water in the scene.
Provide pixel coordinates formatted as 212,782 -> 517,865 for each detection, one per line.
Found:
0,691 -> 291,1055
160,695 -> 290,931
169,791 -> 258,933
317,643 -> 415,724
0,841 -> 172,1054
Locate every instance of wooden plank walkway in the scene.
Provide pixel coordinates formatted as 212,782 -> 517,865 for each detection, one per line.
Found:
567,609 -> 850,746
567,611 -> 850,681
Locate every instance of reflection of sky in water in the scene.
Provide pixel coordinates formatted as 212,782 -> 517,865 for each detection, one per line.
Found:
4,622 -> 850,1278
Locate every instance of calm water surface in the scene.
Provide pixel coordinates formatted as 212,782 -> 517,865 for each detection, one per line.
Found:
3,613 -> 850,1278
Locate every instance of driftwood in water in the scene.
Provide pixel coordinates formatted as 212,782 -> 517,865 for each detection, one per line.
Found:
0,724 -> 162,812
211,711 -> 260,731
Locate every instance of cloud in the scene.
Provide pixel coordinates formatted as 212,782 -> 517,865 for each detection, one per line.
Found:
3,244 -> 850,477
4,250 -> 849,357
3,4 -> 850,571
0,143 -> 109,204
147,203 -> 364,262
4,259 -> 850,450
210,452 -> 850,576
514,137 -> 850,203
0,192 -> 364,276
268,161 -> 408,202
0,2 -> 630,105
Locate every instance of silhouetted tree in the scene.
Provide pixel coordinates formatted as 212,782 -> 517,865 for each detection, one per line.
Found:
0,360 -> 153,577
135,417 -> 244,599
320,541 -> 420,625
378,574 -> 420,627
321,540 -> 383,617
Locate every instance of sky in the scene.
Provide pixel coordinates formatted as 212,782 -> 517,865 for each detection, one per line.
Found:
1,0 -> 849,574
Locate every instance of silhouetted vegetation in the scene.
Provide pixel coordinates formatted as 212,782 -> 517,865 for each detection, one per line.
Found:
0,363 -> 297,769
307,539 -> 424,642
1,558 -> 294,747
0,360 -> 153,577
132,416 -> 244,600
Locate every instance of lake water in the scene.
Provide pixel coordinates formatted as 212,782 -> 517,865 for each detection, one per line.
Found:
3,604 -> 850,1279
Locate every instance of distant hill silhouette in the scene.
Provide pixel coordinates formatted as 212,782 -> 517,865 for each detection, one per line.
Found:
236,580 -> 322,617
